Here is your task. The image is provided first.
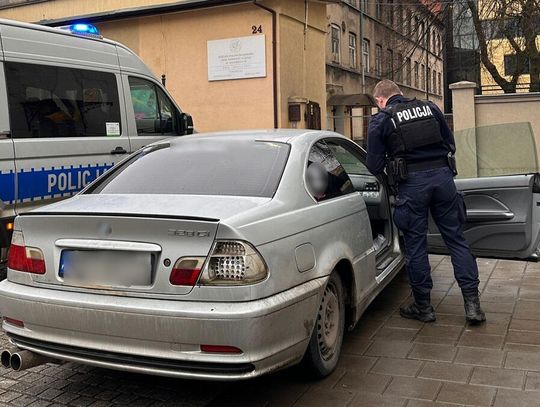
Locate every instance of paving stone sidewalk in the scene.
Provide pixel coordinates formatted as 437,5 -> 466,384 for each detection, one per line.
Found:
1,256 -> 540,406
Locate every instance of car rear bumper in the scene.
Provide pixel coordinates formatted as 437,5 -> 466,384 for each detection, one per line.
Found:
0,277 -> 326,380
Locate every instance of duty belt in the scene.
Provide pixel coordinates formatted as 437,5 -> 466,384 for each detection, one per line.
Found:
407,158 -> 448,172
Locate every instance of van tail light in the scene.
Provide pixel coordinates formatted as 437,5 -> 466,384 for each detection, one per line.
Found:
198,240 -> 267,285
169,257 -> 205,286
7,231 -> 46,275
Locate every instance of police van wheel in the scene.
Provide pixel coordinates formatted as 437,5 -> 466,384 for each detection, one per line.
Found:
303,272 -> 345,379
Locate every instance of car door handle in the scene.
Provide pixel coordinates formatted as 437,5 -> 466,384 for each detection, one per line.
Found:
466,209 -> 514,222
110,146 -> 127,155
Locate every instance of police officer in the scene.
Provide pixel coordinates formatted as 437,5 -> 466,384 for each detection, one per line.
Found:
366,79 -> 485,325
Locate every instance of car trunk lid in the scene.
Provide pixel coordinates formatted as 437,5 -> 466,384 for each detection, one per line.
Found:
15,212 -> 218,296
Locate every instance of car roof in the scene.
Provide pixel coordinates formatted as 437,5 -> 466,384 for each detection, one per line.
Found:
169,129 -> 348,145
0,18 -> 119,46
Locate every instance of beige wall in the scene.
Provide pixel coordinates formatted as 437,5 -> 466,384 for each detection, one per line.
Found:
451,81 -> 540,177
0,0 -> 329,132
98,5 -> 275,132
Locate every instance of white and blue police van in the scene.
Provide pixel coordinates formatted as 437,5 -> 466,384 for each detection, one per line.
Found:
0,19 -> 193,266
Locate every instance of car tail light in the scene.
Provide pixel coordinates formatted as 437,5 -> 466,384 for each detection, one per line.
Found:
7,230 -> 46,275
3,317 -> 24,328
199,240 -> 267,285
200,345 -> 242,354
169,257 -> 205,286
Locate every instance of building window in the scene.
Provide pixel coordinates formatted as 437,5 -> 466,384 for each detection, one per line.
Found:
504,54 -> 530,76
438,72 -> 442,94
419,20 -> 426,46
345,0 -> 357,7
396,5 -> 403,31
362,0 -> 368,14
414,61 -> 419,88
362,39 -> 370,73
331,24 -> 341,63
396,53 -> 403,83
375,0 -> 382,20
386,0 -> 394,25
427,67 -> 431,92
406,57 -> 412,85
421,64 -> 426,90
406,9 -> 413,36
375,44 -> 383,76
349,32 -> 357,69
386,49 -> 394,79
433,70 -> 437,94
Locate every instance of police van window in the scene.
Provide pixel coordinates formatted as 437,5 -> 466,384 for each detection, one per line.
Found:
306,141 -> 355,202
326,142 -> 371,176
129,77 -> 177,135
5,62 -> 121,138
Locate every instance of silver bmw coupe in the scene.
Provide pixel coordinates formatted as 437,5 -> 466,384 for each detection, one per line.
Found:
0,130 -> 405,380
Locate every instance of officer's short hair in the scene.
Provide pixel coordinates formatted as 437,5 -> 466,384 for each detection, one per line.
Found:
373,80 -> 403,99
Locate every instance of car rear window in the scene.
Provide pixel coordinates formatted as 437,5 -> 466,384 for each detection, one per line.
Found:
89,139 -> 290,198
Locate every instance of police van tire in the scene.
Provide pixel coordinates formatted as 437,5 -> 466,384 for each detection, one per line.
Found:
303,272 -> 345,379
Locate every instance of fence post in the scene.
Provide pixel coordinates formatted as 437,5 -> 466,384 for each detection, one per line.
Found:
450,81 -> 478,177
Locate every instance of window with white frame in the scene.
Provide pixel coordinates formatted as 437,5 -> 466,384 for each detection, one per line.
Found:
375,0 -> 382,20
331,24 -> 341,63
362,39 -> 370,73
362,0 -> 368,13
349,32 -> 357,69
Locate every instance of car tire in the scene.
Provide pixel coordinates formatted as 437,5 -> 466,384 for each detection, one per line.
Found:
303,272 -> 345,378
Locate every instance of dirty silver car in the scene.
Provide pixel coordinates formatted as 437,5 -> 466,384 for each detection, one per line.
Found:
0,130 -> 406,380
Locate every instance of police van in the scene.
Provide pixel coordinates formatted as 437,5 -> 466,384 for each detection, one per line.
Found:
0,19 -> 193,265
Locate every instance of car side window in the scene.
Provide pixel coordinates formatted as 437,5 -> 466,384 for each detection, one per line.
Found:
128,77 -> 177,135
5,61 -> 121,138
326,142 -> 371,176
306,141 -> 355,202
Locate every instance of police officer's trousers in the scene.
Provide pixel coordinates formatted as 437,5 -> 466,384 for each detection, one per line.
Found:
393,166 -> 479,300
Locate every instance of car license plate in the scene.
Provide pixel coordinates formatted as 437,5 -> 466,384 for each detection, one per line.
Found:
60,250 -> 152,287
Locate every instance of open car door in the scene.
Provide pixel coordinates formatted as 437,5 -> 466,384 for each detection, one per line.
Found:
428,122 -> 540,260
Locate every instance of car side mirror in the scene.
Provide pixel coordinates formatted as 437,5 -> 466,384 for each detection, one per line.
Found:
178,112 -> 194,135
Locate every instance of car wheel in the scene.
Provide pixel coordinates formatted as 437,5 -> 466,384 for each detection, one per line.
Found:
303,272 -> 345,378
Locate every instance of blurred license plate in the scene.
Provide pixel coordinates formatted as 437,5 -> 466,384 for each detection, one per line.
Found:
60,250 -> 152,287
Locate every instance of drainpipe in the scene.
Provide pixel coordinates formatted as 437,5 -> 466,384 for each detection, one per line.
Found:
360,4 -> 365,93
253,1 -> 279,128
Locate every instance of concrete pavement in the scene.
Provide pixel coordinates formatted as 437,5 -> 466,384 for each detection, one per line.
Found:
1,256 -> 540,406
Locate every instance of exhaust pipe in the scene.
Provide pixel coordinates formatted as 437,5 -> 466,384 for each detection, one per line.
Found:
0,347 -> 17,368
9,350 -> 53,371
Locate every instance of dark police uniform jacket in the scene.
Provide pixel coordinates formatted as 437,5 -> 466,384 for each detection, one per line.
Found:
366,95 -> 455,175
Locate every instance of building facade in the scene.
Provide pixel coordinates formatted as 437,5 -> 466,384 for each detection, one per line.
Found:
326,0 -> 445,141
443,1 -> 480,112
0,0 -> 332,132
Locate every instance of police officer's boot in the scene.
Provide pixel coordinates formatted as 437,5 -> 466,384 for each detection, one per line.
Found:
462,290 -> 486,325
399,293 -> 436,323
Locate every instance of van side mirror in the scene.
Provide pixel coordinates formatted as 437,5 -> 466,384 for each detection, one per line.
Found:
178,112 -> 194,135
